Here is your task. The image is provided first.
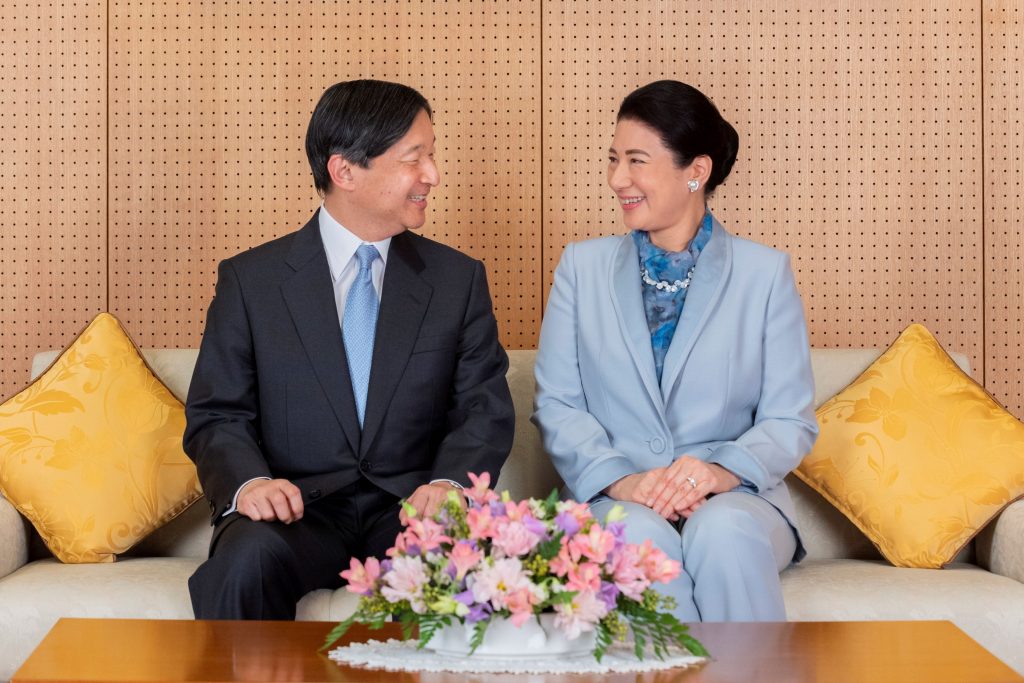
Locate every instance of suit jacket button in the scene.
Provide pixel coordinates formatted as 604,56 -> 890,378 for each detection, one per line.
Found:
649,437 -> 665,454
309,489 -> 321,500
208,500 -> 216,513
359,461 -> 372,472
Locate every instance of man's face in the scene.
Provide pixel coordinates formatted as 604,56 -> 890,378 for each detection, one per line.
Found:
343,109 -> 439,238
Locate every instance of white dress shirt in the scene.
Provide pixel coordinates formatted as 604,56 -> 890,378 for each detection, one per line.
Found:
318,203 -> 392,320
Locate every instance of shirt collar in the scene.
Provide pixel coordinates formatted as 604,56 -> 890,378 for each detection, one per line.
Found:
318,203 -> 392,283
631,208 -> 714,269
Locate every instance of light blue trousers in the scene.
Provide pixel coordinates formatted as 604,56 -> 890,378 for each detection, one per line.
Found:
590,491 -> 797,622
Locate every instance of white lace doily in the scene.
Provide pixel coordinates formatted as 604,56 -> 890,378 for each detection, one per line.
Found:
328,638 -> 708,674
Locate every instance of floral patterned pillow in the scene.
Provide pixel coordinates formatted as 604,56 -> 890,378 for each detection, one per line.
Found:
0,313 -> 201,563
795,324 -> 1024,568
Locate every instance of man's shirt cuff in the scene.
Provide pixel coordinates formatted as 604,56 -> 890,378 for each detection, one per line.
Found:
223,476 -> 272,517
429,478 -> 464,490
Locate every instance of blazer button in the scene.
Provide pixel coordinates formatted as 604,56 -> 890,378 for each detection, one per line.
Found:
359,461 -> 372,472
309,489 -> 321,500
649,437 -> 665,454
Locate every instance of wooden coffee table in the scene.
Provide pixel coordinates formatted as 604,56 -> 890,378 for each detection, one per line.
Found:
12,618 -> 1021,682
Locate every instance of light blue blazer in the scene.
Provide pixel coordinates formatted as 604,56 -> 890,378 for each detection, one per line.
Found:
532,218 -> 818,559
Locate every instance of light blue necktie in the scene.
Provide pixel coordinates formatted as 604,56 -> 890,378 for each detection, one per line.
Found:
343,244 -> 380,427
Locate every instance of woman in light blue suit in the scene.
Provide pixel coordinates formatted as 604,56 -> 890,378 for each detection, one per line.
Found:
533,81 -> 818,622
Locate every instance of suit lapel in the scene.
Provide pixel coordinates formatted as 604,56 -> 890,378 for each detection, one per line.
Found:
359,231 -> 432,456
659,218 -> 732,396
281,213 -> 362,455
609,235 -> 664,412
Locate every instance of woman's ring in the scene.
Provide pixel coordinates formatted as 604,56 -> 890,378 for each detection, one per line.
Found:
686,476 -> 698,489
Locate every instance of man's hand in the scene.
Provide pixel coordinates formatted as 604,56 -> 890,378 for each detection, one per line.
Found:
401,481 -> 463,524
237,478 -> 304,524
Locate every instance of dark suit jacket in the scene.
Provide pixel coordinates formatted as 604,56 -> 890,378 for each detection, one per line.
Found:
184,211 -> 515,521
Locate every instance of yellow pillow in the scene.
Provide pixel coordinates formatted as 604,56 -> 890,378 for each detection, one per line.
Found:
795,324 -> 1024,569
0,313 -> 201,563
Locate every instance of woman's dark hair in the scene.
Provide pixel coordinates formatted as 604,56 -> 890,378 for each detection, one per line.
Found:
305,79 -> 432,194
617,80 -> 739,195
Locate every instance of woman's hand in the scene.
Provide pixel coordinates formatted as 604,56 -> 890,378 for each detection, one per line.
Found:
605,468 -> 668,505
647,457 -> 741,520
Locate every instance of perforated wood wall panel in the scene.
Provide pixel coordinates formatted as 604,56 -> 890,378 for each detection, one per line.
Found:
108,0 -> 540,350
0,1 -> 106,397
984,1 -> 1024,417
543,1 -> 984,380
3,2 -> 1023,418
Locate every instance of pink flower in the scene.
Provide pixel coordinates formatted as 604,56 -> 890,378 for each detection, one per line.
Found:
466,505 -> 497,540
406,517 -> 451,554
607,546 -> 650,601
553,589 -> 609,640
466,472 -> 499,506
491,518 -> 541,557
565,561 -> 602,593
505,587 -> 541,626
636,540 -> 681,584
567,523 -> 616,564
556,500 -> 594,528
340,557 -> 381,596
449,540 -> 483,580
548,538 -> 575,577
503,499 -> 532,522
469,558 -> 541,612
381,555 -> 430,613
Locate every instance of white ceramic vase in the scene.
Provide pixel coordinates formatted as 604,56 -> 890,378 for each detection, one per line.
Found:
427,612 -> 597,660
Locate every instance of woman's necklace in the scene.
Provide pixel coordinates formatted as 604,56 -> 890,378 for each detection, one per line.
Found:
641,264 -> 695,293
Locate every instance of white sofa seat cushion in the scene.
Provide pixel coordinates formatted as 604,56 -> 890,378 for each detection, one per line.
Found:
296,588 -> 359,623
0,495 -> 27,580
782,559 -> 1024,674
0,557 -> 201,681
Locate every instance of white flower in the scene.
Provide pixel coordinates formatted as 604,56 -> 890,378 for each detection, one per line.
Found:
381,555 -> 430,614
468,558 -> 541,610
553,590 -> 609,640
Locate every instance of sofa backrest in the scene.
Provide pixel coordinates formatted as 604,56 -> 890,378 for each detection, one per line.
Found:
28,345 -> 973,563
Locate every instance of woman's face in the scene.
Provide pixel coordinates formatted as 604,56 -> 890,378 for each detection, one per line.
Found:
607,118 -> 705,248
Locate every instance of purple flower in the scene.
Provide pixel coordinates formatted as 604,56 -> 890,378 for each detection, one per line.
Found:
454,588 -> 493,624
606,522 -> 627,552
554,511 -> 581,536
523,514 -> 548,539
598,581 -> 620,612
465,603 -> 492,624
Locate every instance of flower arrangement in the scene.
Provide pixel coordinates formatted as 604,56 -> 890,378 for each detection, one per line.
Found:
321,473 -> 708,662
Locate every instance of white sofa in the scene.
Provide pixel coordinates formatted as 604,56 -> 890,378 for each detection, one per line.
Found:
1,348 -> 1022,680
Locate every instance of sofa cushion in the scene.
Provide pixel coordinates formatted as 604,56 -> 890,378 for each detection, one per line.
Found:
0,556 -> 201,681
0,313 -> 202,563
782,558 -> 1024,675
497,349 -> 562,501
0,493 -> 28,578
795,324 -> 1024,569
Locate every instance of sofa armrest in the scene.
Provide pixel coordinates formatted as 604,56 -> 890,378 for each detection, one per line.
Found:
976,498 -> 1024,584
0,493 -> 28,579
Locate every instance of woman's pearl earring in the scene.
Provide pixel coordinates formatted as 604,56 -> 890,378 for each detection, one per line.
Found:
687,179 -> 700,193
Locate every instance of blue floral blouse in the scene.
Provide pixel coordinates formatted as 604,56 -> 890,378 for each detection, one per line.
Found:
631,211 -> 714,382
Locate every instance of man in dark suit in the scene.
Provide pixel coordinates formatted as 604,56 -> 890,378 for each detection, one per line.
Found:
184,79 -> 515,620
